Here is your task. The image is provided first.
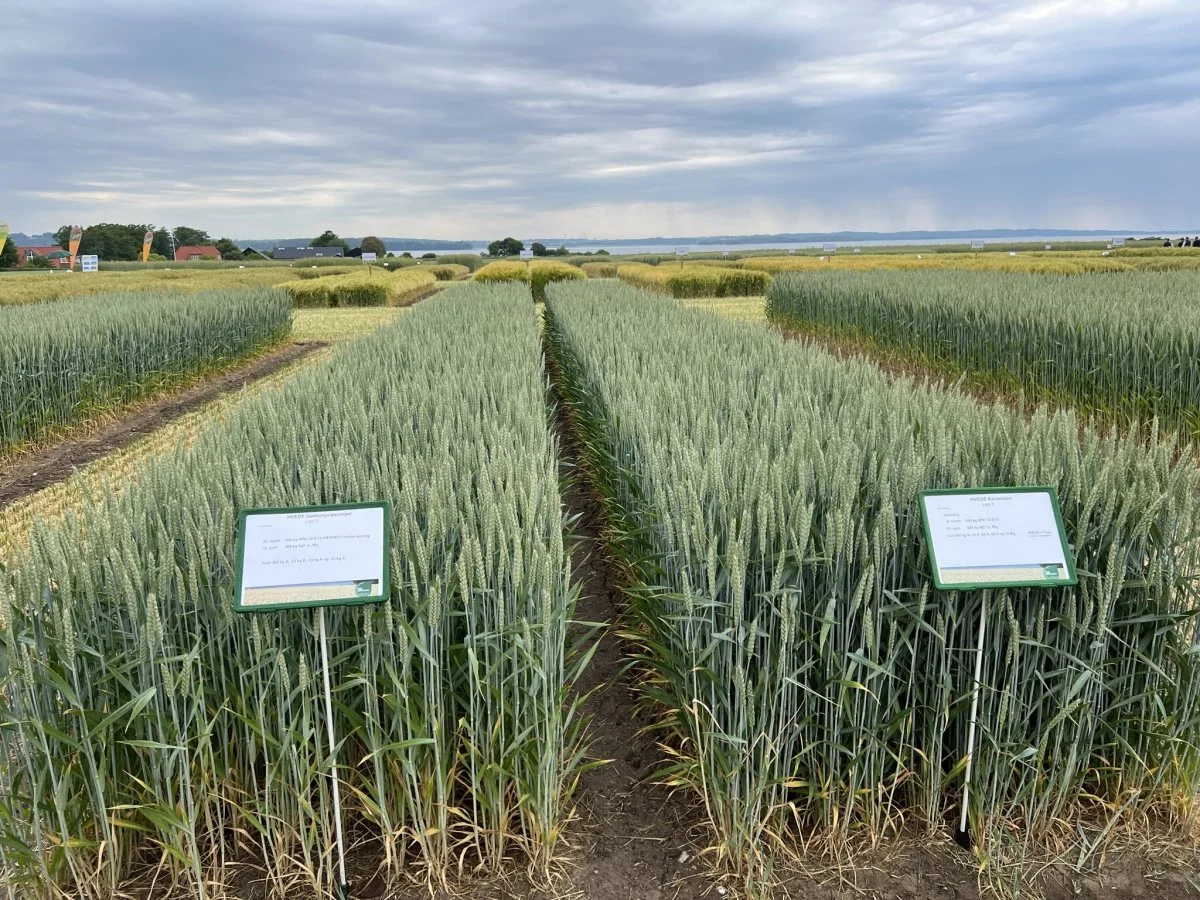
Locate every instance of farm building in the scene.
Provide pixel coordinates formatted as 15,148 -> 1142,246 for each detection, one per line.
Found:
271,246 -> 344,259
174,244 -> 221,261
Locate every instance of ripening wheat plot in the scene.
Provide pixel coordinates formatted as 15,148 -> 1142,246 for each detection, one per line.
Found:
545,280 -> 1200,891
766,269 -> 1200,430
0,287 -> 292,452
0,284 -> 581,899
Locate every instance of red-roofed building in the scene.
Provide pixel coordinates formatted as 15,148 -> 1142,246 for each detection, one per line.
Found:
175,245 -> 221,261
17,246 -> 70,268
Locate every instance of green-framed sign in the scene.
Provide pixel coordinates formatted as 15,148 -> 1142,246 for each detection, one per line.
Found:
233,502 -> 391,613
918,486 -> 1076,591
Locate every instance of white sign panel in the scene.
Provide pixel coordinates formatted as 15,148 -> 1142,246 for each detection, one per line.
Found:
675,247 -> 688,257
822,243 -> 837,253
722,251 -> 730,258
80,255 -> 99,272
520,249 -> 534,259
361,252 -> 377,263
970,240 -> 985,250
920,488 -> 1075,590
1112,237 -> 1127,247
234,504 -> 390,611
854,244 -> 862,254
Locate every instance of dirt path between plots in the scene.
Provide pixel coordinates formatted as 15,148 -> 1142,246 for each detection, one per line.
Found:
544,404 -> 706,900
0,341 -> 325,510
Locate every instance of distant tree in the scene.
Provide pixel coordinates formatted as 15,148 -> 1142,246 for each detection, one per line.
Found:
359,236 -> 387,257
401,252 -> 413,258
420,252 -> 437,259
172,226 -> 212,247
28,255 -> 52,269
213,237 -> 242,260
151,228 -> 173,258
531,242 -> 548,256
487,237 -> 524,257
147,253 -> 167,262
551,245 -> 570,256
312,230 -> 350,251
52,224 -> 148,261
595,249 -> 610,255
0,238 -> 17,269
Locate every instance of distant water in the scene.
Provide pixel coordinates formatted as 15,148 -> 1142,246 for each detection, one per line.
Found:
395,234 -> 1156,256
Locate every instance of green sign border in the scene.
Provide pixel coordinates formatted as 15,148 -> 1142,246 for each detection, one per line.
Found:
918,486 -> 1077,591
233,501 -> 392,613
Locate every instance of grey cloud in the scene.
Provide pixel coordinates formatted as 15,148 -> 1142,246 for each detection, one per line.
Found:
3,0 -> 1199,238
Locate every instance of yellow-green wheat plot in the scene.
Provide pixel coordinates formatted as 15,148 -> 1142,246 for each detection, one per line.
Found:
0,284 -> 582,898
279,266 -> 436,307
546,279 -> 1200,892
766,269 -> 1200,428
473,259 -> 585,302
617,261 -> 770,297
0,287 -> 291,452
0,266 -> 301,306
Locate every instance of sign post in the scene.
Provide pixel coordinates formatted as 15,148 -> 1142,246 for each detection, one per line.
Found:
919,486 -> 1075,849
233,501 -> 391,900
674,246 -> 687,269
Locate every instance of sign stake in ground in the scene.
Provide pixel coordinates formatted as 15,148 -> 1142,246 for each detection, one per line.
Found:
918,486 -> 1076,850
234,501 -> 391,900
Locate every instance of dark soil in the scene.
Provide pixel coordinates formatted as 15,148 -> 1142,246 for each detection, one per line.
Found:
0,341 -> 324,510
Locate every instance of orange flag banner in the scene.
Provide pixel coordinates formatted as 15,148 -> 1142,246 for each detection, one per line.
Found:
68,225 -> 83,270
142,229 -> 154,263
0,221 -> 9,260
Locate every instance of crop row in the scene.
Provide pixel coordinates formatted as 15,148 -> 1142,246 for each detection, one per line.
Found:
473,259 -> 585,302
766,269 -> 1200,428
0,285 -> 580,898
545,279 -> 1200,889
617,261 -> 770,297
0,287 -> 291,452
280,267 -> 437,307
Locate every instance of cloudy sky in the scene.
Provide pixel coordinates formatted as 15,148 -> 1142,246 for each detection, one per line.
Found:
4,0 -> 1199,239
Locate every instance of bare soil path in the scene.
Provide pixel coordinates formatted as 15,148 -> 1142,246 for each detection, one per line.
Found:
0,341 -> 324,509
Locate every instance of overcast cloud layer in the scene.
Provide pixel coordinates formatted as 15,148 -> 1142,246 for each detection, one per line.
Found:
3,0 -> 1199,239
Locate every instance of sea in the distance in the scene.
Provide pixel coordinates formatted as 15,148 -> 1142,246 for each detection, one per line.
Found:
393,232 -> 1178,256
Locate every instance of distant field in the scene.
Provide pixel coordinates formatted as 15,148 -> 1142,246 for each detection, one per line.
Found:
0,267 -> 298,305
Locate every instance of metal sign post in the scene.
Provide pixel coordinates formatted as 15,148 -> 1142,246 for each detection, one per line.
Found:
918,486 -> 1075,849
233,501 -> 391,899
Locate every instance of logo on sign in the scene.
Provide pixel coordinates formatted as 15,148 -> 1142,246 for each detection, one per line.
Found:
1042,565 -> 1060,579
355,581 -> 373,597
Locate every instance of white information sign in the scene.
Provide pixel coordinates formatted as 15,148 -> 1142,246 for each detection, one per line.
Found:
822,242 -> 837,253
520,249 -> 534,259
854,244 -> 862,254
1112,237 -> 1127,247
788,248 -> 796,254
675,247 -> 688,257
722,250 -> 730,258
80,255 -> 99,272
234,503 -> 390,612
361,252 -> 377,263
920,488 -> 1075,590
970,240 -> 985,250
